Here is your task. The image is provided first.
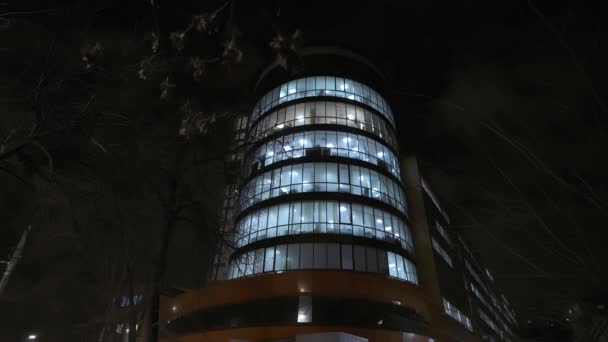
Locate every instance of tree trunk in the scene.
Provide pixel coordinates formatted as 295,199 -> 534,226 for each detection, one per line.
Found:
0,225 -> 31,296
148,179 -> 177,342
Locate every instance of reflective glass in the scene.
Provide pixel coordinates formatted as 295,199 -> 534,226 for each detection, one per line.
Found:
245,130 -> 400,178
234,200 -> 413,251
251,77 -> 395,127
226,242 -> 417,284
240,162 -> 407,213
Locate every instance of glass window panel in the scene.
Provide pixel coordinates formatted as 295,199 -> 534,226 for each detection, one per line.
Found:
314,201 -> 326,233
335,78 -> 345,91
314,163 -> 326,183
296,78 -> 306,92
278,204 -> 290,226
354,245 -> 366,271
268,206 -> 279,227
291,164 -> 302,184
377,249 -> 389,275
351,204 -> 363,226
397,255 -> 406,279
388,252 -> 398,277
254,249 -> 264,274
344,79 -> 354,93
366,247 -> 378,273
301,202 -> 313,232
346,104 -> 356,121
326,102 -> 336,119
275,245 -> 287,271
336,102 -> 346,118
258,209 -> 268,237
315,76 -> 325,90
314,243 -> 327,269
325,76 -> 335,90
306,77 -> 315,91
287,244 -> 300,270
339,202 -> 351,223
305,102 -> 315,118
245,252 -> 254,275
326,163 -> 338,183
327,243 -> 340,269
341,244 -> 353,270
338,164 -> 349,185
300,243 -> 313,269
350,166 -> 361,187
264,247 -> 275,272
314,130 -> 327,147
327,201 -> 338,232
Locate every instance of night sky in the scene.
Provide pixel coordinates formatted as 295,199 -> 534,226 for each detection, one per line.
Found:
1,0 -> 607,341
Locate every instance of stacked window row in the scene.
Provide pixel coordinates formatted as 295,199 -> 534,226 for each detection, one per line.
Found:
234,200 -> 413,251
245,130 -> 400,178
249,101 -> 397,148
465,260 -> 491,296
478,308 -> 499,334
431,238 -> 453,268
443,298 -> 474,332
251,76 -> 395,127
435,220 -> 451,244
240,162 -> 407,213
227,242 -> 417,284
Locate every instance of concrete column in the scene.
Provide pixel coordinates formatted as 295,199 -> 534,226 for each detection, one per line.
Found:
400,156 -> 443,325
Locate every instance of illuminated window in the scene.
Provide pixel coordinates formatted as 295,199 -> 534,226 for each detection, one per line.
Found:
431,238 -> 453,268
251,77 -> 395,127
235,200 -> 413,251
443,298 -> 473,332
245,130 -> 400,178
227,242 -> 417,284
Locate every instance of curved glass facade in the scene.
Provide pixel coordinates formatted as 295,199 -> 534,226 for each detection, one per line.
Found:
225,74 -> 416,288
240,162 -> 407,213
244,130 -> 400,178
234,200 -> 413,250
227,242 -> 417,284
248,101 -> 397,148
251,76 -> 395,127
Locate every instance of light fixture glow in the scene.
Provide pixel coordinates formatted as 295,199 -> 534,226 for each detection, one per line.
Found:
283,145 -> 292,151
297,314 -> 309,323
377,151 -> 384,157
172,306 -> 177,312
339,206 -> 347,212
376,219 -> 383,223
347,114 -> 355,120
28,335 -> 37,340
385,226 -> 392,231
276,124 -> 285,129
347,95 -> 355,100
